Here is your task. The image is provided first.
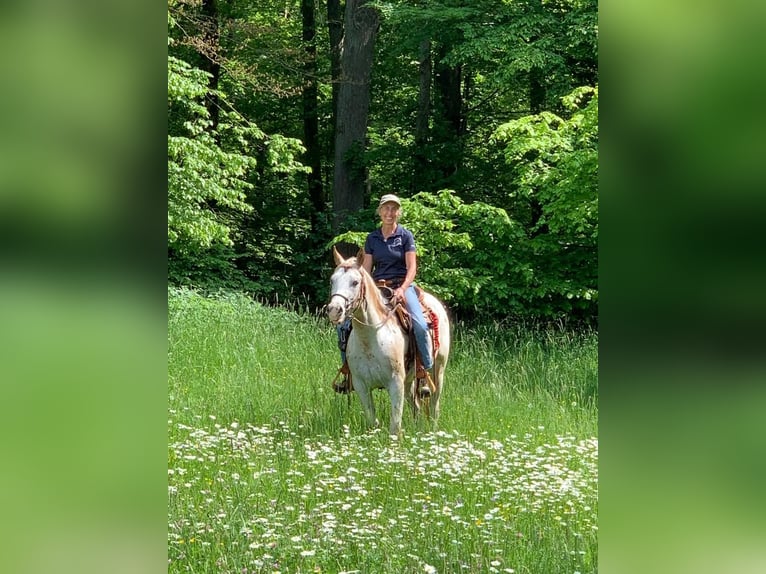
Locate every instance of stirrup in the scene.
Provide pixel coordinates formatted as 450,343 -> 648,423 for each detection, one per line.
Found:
333,377 -> 352,394
332,363 -> 352,394
416,368 -> 433,398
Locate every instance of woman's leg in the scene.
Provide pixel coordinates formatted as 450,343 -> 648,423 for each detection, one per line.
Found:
333,317 -> 353,393
336,317 -> 352,363
403,285 -> 433,369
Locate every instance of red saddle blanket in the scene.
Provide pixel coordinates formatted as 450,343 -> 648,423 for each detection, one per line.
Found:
376,282 -> 440,355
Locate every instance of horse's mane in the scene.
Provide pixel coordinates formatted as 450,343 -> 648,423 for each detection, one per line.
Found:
355,260 -> 389,319
334,251 -> 390,320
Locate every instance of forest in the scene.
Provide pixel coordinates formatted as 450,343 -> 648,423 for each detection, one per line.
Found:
168,0 -> 598,323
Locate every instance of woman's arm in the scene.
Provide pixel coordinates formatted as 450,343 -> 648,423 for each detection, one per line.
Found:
362,253 -> 374,274
394,251 -> 418,301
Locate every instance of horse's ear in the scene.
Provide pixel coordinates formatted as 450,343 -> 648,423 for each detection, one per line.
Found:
355,248 -> 366,267
332,245 -> 344,266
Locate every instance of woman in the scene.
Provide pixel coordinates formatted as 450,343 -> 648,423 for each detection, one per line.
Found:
335,194 -> 433,395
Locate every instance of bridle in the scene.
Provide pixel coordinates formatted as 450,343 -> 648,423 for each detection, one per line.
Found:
328,271 -> 366,319
328,267 -> 400,328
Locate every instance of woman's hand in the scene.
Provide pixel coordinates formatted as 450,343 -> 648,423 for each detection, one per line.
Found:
392,287 -> 405,303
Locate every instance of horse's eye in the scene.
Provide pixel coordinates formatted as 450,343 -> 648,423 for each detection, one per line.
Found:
350,280 -> 359,287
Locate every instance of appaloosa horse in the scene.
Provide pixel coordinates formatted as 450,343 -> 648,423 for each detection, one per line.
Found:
326,247 -> 451,436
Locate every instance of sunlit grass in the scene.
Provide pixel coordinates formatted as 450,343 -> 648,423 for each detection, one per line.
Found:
168,287 -> 598,573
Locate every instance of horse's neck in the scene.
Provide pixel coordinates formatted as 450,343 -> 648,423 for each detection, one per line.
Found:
353,272 -> 388,327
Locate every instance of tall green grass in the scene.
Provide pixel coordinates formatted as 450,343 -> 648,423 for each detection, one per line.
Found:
168,287 -> 598,573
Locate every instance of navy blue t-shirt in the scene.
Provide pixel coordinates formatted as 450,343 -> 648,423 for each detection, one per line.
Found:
364,225 -> 416,281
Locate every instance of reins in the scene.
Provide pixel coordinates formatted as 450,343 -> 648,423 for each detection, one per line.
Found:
330,269 -> 399,329
352,303 -> 398,328
351,274 -> 404,328
328,277 -> 365,318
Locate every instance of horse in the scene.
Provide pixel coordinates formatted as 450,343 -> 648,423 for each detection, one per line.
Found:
325,246 -> 451,436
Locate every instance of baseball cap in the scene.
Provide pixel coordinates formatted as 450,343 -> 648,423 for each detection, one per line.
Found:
378,194 -> 401,207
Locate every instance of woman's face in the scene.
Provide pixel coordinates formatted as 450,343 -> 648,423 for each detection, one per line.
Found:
378,202 -> 400,224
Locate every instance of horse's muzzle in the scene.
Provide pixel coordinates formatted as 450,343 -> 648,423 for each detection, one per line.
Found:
326,301 -> 345,325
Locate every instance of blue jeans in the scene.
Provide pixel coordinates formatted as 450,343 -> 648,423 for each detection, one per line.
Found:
403,284 -> 433,369
337,284 -> 432,369
337,317 -> 352,364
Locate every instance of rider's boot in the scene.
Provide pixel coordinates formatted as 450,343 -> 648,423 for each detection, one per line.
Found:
333,361 -> 352,394
415,356 -> 434,398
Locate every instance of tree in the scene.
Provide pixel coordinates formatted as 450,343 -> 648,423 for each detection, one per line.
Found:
168,10 -> 308,288
166,0 -> 598,321
301,0 -> 324,226
493,86 -> 598,318
200,0 -> 222,132
332,0 -> 380,227
413,38 -> 432,190
327,0 -> 344,132
368,0 -> 597,200
167,54 -> 254,253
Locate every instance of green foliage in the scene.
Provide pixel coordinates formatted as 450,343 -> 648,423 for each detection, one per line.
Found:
167,242 -> 257,293
493,86 -> 598,317
168,8 -> 310,290
167,55 -> 256,252
166,0 -> 597,322
168,0 -> 326,300
494,86 -> 597,239
381,0 -> 597,108
332,191 -> 518,317
368,0 -> 598,201
332,184 -> 595,321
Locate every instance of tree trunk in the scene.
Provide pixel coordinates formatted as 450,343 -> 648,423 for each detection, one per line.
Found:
433,43 -> 462,181
529,0 -> 546,114
435,62 -> 462,136
201,0 -> 220,133
302,0 -> 324,223
327,0 -> 344,136
530,66 -> 546,114
462,70 -> 471,134
413,38 -> 431,192
332,0 -> 380,228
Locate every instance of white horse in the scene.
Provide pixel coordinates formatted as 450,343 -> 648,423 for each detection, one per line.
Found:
326,247 -> 451,436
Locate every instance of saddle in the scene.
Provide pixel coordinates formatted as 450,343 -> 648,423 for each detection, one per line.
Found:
375,279 -> 440,399
331,279 -> 440,400
374,279 -> 427,331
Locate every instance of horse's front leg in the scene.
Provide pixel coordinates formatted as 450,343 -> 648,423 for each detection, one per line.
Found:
355,384 -> 379,430
430,360 -> 444,423
388,376 -> 405,437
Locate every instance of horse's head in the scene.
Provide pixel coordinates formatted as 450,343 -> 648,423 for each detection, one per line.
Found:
326,246 -> 366,325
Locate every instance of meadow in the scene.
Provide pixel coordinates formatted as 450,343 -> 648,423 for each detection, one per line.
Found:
168,288 -> 598,573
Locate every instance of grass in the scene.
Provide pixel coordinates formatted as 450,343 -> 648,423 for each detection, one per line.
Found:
168,287 -> 598,573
